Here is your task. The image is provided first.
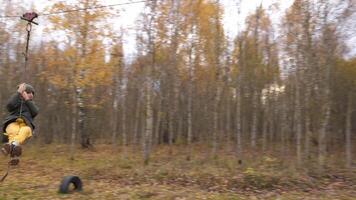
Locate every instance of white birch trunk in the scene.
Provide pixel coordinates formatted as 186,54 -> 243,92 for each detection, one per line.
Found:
143,84 -> 153,165
77,85 -> 87,147
142,0 -> 156,165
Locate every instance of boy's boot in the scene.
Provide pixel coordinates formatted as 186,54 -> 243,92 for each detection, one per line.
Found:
9,157 -> 20,165
1,143 -> 22,165
1,143 -> 11,156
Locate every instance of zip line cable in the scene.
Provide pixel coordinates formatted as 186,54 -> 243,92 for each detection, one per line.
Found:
41,0 -> 147,16
0,0 -> 147,19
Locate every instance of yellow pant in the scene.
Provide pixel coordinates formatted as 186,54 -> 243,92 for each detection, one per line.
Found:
4,118 -> 32,145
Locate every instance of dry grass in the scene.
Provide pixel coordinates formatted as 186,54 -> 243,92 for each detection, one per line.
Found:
0,144 -> 355,200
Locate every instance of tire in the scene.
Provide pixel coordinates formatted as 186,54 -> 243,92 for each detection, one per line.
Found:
59,175 -> 83,194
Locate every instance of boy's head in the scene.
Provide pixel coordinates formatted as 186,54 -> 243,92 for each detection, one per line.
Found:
18,83 -> 35,100
24,84 -> 35,95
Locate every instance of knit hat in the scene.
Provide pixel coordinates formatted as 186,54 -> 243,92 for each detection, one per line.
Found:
24,84 -> 35,95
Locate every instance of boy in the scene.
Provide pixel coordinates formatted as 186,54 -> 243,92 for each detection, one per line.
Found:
1,83 -> 39,165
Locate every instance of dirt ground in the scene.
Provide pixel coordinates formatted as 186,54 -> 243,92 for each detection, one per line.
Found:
0,144 -> 355,200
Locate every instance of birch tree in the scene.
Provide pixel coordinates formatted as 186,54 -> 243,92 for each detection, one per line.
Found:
137,0 -> 158,165
46,0 -> 113,149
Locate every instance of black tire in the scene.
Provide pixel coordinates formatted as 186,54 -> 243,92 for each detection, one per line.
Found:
59,175 -> 83,194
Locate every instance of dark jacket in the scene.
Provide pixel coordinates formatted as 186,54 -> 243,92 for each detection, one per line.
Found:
2,92 -> 39,132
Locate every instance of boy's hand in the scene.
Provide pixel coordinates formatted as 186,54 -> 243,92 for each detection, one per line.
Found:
21,91 -> 31,100
17,83 -> 30,100
17,83 -> 26,93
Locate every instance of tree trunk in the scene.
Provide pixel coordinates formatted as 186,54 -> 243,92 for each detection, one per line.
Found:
295,74 -> 303,166
177,107 -> 183,145
212,0 -> 222,159
225,89 -> 232,148
187,76 -> 193,159
280,94 -> 288,156
154,97 -> 162,145
212,85 -> 221,158
251,90 -> 258,148
186,42 -> 196,156
236,86 -> 242,159
121,91 -> 127,155
235,37 -> 243,159
70,87 -> 77,160
262,104 -> 268,152
143,81 -> 153,165
345,93 -> 352,168
78,85 -> 90,148
319,94 -> 330,169
111,79 -> 119,147
143,0 -> 157,165
268,92 -> 275,148
168,0 -> 181,147
134,94 -> 141,146
304,86 -> 311,160
168,99 -> 175,146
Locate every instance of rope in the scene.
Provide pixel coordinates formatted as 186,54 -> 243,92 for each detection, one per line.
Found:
0,162 -> 11,182
19,22 -> 32,118
22,23 -> 32,82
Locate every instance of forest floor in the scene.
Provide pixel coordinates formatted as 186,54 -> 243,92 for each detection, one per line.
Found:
0,144 -> 355,200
